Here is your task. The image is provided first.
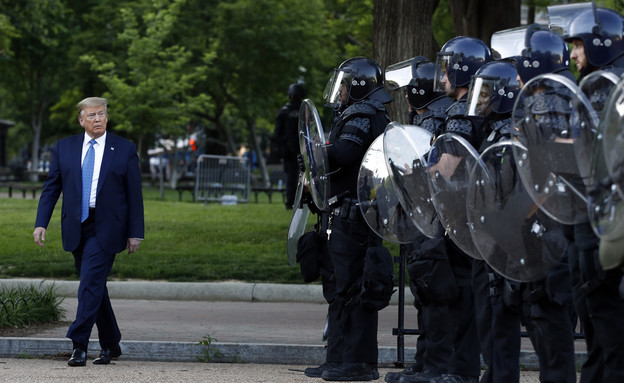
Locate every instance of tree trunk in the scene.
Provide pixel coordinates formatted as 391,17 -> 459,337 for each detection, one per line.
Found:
373,0 -> 440,123
447,0 -> 521,45
248,119 -> 269,187
30,99 -> 47,182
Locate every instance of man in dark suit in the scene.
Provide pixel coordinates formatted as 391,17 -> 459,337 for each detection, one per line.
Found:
33,97 -> 144,367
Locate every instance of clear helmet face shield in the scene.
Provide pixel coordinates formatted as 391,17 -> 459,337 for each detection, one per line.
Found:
323,69 -> 349,109
466,76 -> 512,117
510,73 -> 593,225
385,58 -> 414,91
433,53 -> 454,94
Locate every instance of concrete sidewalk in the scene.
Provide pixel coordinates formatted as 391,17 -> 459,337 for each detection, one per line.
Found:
0,279 -> 587,369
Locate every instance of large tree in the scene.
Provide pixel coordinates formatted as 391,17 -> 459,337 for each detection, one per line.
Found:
0,0 -> 74,177
373,0 -> 440,123
447,0 -> 521,44
195,0 -> 335,185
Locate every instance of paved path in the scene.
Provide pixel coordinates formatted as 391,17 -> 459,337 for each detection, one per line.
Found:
0,279 -> 584,382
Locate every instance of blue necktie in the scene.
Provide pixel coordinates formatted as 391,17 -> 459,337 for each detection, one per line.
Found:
81,139 -> 96,222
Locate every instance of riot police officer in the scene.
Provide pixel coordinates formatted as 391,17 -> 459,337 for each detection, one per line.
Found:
399,36 -> 493,383
467,56 -> 577,383
560,6 -> 624,383
274,82 -> 306,209
382,56 -> 456,383
304,56 -> 392,382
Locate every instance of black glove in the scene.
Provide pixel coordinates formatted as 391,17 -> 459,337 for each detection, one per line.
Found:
301,191 -> 322,215
297,154 -> 306,173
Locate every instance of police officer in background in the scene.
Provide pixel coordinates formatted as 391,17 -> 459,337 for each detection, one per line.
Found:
382,56 -> 457,383
303,57 -> 392,382
560,6 -> 624,383
274,82 -> 306,209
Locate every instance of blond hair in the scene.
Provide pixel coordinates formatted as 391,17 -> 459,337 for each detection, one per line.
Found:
77,97 -> 108,118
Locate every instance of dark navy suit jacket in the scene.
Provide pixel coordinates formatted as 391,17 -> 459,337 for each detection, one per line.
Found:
35,132 -> 144,254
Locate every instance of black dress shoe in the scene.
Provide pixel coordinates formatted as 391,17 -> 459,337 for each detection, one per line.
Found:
321,362 -> 374,381
68,348 -> 87,367
93,345 -> 122,365
304,362 -> 340,378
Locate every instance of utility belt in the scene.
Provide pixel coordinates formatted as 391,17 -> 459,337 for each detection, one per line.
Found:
328,195 -> 360,222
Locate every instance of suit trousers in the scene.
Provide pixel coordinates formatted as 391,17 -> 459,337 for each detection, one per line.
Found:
66,214 -> 121,349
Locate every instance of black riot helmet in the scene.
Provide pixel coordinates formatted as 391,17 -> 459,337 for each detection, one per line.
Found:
516,25 -> 572,83
324,57 -> 392,109
434,36 -> 492,91
466,60 -> 521,117
385,56 -> 445,110
563,7 -> 624,68
288,82 -> 306,102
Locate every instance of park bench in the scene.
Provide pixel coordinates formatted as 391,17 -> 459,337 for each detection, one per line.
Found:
175,175 -> 196,202
251,170 -> 286,204
0,182 -> 43,199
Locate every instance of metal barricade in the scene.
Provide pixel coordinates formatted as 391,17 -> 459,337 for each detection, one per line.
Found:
195,154 -> 250,203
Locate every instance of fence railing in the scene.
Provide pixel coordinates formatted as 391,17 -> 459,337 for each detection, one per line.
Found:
194,154 -> 250,203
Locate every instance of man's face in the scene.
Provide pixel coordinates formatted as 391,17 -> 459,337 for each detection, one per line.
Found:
441,71 -> 454,98
79,105 -> 108,139
338,82 -> 349,105
570,40 -> 588,72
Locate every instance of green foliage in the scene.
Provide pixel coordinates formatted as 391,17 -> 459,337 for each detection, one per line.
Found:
324,0 -> 373,59
433,0 -> 454,49
0,12 -> 18,56
80,0 -> 205,143
196,335 -> 225,362
0,284 -> 65,329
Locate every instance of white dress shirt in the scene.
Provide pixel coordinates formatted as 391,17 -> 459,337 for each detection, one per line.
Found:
81,132 -> 106,209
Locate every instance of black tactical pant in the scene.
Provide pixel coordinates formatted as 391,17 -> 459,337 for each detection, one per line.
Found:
474,257 -> 577,383
473,260 -> 521,383
570,222 -> 624,383
406,235 -> 478,376
325,200 -> 381,364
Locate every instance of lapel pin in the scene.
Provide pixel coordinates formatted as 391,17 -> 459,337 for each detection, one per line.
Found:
111,147 -> 115,151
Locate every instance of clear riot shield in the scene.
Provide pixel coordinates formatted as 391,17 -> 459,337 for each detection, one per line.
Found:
427,133 -> 482,259
358,135 -> 420,244
511,73 -> 591,225
547,2 -> 593,34
287,172 -> 310,266
383,122 -> 439,238
490,26 -> 528,59
298,99 -> 329,211
574,70 -> 620,186
576,71 -> 624,239
603,76 -> 624,196
467,140 -> 569,282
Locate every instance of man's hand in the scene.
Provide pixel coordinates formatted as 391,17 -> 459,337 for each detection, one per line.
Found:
33,227 -> 46,247
127,238 -> 141,254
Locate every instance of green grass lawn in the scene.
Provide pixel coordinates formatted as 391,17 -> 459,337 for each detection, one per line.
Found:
0,187 -> 401,283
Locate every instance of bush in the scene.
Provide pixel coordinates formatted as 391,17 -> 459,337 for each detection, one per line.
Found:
0,284 -> 65,328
